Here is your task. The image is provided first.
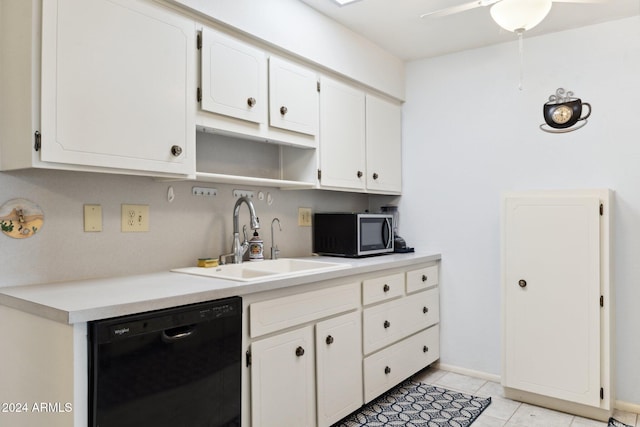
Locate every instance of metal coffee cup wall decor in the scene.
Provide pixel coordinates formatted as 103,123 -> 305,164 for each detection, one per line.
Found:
540,88 -> 591,133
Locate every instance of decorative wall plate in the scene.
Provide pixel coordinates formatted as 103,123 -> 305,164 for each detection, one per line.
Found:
0,198 -> 44,239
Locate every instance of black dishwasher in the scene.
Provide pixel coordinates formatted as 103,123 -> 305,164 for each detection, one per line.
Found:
88,297 -> 242,427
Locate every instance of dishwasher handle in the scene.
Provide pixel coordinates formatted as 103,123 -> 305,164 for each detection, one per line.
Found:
162,324 -> 196,342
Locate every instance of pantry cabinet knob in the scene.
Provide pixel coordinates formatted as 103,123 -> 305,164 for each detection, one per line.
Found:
384,366 -> 391,375
247,97 -> 257,108
423,306 -> 429,314
373,172 -> 379,180
423,345 -> 429,353
518,279 -> 527,288
357,170 -> 363,178
295,346 -> 305,357
422,275 -> 427,282
280,106 -> 288,115
170,145 -> 182,157
326,335 -> 334,345
383,320 -> 391,329
383,284 -> 390,293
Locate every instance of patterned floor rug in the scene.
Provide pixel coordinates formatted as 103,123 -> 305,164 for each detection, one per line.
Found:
334,378 -> 491,427
609,418 -> 633,427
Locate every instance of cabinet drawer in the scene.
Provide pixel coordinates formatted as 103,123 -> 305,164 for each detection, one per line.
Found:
250,282 -> 360,338
364,325 -> 440,402
362,273 -> 404,306
406,264 -> 439,293
363,288 -> 439,354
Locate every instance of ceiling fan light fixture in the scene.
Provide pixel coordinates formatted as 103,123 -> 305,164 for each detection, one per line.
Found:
489,0 -> 552,32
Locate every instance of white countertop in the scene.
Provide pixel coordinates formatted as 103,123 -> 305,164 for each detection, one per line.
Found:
0,253 -> 440,324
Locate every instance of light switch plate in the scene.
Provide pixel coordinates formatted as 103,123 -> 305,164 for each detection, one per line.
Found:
84,205 -> 102,232
298,207 -> 312,227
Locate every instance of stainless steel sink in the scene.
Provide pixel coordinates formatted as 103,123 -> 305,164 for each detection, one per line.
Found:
171,258 -> 350,282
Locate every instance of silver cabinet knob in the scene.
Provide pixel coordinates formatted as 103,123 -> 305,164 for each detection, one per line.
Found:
170,145 -> 182,157
247,97 -> 257,108
280,106 -> 288,115
519,279 -> 527,288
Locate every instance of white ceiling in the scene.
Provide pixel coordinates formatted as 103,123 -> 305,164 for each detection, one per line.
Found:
299,0 -> 640,60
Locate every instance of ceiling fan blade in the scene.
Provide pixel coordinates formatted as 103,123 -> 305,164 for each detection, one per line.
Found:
420,0 -> 500,19
552,0 -> 605,3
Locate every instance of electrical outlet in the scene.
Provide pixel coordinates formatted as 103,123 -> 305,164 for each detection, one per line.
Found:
121,204 -> 149,232
298,207 -> 312,227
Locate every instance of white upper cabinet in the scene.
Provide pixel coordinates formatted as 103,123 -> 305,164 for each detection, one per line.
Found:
269,57 -> 319,136
39,0 -> 196,176
318,76 -> 402,194
318,76 -> 366,191
200,27 -> 267,124
366,94 -> 402,194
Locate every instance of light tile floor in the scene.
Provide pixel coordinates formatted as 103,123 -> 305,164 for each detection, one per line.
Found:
413,367 -> 639,427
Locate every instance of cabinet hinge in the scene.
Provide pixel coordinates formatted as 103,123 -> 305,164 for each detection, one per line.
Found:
34,131 -> 41,152
600,203 -> 603,216
317,81 -> 320,92
197,33 -> 202,50
317,169 -> 322,180
600,295 -> 604,307
197,87 -> 202,103
600,387 -> 604,400
245,350 -> 252,367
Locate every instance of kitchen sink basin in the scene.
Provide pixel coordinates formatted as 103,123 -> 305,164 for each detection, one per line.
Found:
171,258 -> 350,282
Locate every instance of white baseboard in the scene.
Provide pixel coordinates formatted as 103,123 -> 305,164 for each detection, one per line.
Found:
435,362 -> 501,383
615,400 -> 640,415
435,362 -> 639,415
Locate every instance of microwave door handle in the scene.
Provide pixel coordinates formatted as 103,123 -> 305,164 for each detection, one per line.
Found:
384,218 -> 393,249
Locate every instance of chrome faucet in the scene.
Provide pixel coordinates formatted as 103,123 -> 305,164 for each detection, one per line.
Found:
271,218 -> 282,260
222,196 -> 260,264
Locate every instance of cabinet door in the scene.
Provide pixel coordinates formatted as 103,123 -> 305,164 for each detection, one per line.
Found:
40,0 -> 195,175
365,94 -> 402,193
251,326 -> 315,427
316,311 -> 363,427
319,76 -> 366,191
200,27 -> 267,124
502,194 -> 601,407
269,57 -> 318,136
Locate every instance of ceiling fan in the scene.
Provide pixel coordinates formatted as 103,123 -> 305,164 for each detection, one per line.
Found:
420,0 -> 601,33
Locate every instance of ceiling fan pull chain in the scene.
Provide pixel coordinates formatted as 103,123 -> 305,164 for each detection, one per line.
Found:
518,29 -> 524,91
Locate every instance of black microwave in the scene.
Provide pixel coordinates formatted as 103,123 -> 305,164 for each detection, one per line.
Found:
313,213 -> 394,257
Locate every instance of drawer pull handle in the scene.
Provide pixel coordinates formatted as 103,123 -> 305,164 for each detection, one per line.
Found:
422,274 -> 427,282
518,279 -> 527,288
423,345 -> 429,353
423,306 -> 429,314
247,97 -> 257,108
326,335 -> 334,345
295,346 -> 305,357
357,170 -> 363,178
383,320 -> 391,329
383,284 -> 390,292
384,366 -> 391,375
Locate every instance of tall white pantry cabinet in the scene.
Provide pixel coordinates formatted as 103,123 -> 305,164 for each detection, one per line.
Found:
501,189 -> 613,421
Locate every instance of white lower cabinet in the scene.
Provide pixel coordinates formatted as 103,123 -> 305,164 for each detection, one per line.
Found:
316,311 -> 363,427
364,326 -> 440,402
247,261 -> 440,426
502,190 -> 613,421
251,326 -> 316,427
